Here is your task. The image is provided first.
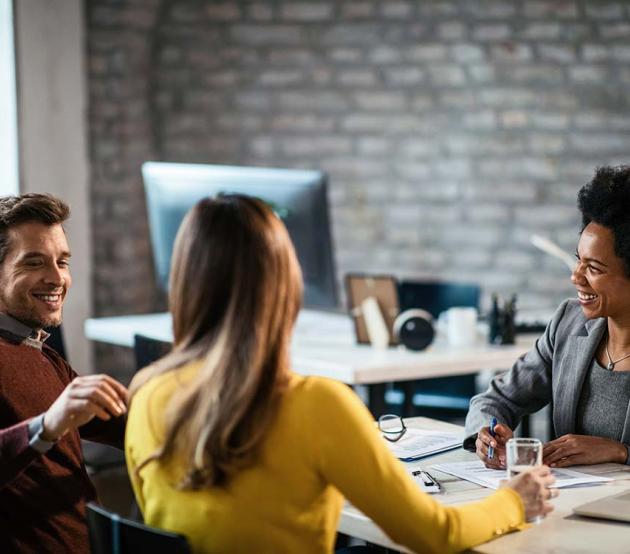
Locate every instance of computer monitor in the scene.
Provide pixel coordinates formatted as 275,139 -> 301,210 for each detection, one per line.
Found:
142,161 -> 338,309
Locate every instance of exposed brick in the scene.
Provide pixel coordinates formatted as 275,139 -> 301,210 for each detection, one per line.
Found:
598,23 -> 630,38
490,43 -> 533,62
462,1 -> 517,19
206,3 -> 241,21
380,1 -> 414,19
463,110 -> 498,130
451,44 -> 485,63
280,2 -> 334,21
354,92 -> 407,111
407,44 -> 448,62
368,46 -> 404,64
383,67 -> 425,86
437,22 -> 467,40
537,44 -> 576,63
472,24 -> 511,42
518,23 -> 562,40
86,0 -> 630,377
585,3 -> 625,20
230,24 -> 302,44
328,47 -> 363,63
428,65 -> 467,86
340,2 -> 376,19
500,110 -> 529,128
523,1 -> 578,19
568,65 -> 609,82
337,69 -> 378,86
247,4 -> 274,21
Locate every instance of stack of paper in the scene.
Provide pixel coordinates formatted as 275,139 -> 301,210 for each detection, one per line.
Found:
383,428 -> 462,462
432,460 -> 613,489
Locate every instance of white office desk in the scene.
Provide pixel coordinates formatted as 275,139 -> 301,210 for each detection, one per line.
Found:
85,310 -> 536,385
341,417 -> 630,553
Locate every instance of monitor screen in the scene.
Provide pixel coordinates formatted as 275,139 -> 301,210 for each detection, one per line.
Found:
142,162 -> 338,309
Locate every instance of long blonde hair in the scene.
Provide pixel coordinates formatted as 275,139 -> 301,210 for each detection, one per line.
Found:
131,194 -> 303,487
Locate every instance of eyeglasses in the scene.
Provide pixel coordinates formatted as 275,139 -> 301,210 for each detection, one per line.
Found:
378,414 -> 407,442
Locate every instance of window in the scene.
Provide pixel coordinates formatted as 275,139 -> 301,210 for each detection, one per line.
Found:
0,0 -> 19,195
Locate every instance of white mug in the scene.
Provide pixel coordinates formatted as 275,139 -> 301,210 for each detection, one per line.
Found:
445,307 -> 478,347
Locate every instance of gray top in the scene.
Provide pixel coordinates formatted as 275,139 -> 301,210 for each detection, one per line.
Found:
576,358 -> 630,441
464,299 -> 630,465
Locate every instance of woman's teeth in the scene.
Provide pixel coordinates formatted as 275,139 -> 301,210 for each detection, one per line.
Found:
577,291 -> 597,301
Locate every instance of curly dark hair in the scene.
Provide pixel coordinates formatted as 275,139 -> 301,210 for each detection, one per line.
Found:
578,165 -> 630,276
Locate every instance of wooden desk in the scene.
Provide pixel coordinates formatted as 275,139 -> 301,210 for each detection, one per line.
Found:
341,418 -> 630,553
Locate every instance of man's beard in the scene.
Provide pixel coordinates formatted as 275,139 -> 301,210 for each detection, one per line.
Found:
3,304 -> 63,331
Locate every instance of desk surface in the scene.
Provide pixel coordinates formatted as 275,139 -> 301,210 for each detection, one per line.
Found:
85,310 -> 535,385
340,418 -> 630,553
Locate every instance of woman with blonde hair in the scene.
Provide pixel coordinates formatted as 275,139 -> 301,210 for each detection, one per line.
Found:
126,194 -> 555,553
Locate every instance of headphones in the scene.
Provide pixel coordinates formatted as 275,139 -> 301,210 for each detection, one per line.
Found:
393,309 -> 435,351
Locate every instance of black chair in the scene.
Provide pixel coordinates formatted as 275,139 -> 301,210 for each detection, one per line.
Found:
392,281 -> 481,419
133,334 -> 172,370
87,502 -> 191,554
83,335 -> 172,474
45,325 -> 67,359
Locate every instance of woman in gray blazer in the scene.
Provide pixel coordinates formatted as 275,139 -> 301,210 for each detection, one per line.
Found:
466,165 -> 630,469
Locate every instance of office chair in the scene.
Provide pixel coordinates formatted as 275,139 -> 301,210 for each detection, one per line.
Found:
392,281 -> 481,419
45,325 -> 67,359
83,335 -> 172,475
133,334 -> 172,370
87,502 -> 191,554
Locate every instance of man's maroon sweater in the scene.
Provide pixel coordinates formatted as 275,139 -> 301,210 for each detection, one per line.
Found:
0,333 -> 124,553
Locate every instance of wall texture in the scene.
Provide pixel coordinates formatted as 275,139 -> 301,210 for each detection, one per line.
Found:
86,0 -> 630,371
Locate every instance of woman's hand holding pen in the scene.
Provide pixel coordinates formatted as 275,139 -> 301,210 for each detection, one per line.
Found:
476,423 -> 513,468
543,434 -> 629,467
503,466 -> 557,521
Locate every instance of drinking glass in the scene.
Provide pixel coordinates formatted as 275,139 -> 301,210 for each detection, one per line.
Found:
506,438 -> 543,523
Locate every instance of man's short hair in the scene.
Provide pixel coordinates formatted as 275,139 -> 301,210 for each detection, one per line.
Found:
0,193 -> 70,265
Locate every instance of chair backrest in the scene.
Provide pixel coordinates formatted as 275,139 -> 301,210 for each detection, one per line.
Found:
45,325 -> 67,360
87,502 -> 191,554
133,334 -> 172,372
397,280 -> 480,319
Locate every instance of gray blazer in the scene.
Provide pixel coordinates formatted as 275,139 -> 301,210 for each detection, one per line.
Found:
464,298 -> 630,450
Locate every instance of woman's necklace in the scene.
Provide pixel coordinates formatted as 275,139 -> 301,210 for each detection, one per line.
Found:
605,331 -> 630,370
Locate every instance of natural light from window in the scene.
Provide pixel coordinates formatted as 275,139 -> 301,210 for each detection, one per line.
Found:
0,0 -> 19,195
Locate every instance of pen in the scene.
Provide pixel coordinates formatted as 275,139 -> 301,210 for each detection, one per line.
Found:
487,417 -> 497,460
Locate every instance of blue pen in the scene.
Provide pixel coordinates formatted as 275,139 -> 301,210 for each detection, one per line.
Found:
487,417 -> 498,460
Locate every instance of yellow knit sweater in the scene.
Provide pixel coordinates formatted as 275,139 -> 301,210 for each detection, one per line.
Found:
125,362 -> 524,553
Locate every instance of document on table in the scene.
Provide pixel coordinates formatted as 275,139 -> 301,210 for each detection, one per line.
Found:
432,460 -> 613,489
383,429 -> 462,462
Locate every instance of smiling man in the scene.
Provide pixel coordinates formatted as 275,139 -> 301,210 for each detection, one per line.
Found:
0,194 -> 128,553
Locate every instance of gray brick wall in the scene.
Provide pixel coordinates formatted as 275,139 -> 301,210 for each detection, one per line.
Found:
86,0 -> 630,371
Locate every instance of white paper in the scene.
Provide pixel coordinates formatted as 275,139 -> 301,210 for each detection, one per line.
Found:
432,460 -> 613,490
384,428 -> 462,461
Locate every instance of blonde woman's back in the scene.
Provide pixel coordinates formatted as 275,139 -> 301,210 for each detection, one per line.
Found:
126,361 -> 526,554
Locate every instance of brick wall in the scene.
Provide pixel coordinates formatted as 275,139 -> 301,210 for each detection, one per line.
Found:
87,0 -> 630,370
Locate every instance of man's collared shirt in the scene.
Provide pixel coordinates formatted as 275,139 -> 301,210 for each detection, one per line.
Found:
0,313 -> 50,350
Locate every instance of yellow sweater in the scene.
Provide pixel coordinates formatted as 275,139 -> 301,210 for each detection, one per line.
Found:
126,363 -> 524,553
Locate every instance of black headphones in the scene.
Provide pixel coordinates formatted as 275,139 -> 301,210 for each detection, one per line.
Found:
393,309 -> 435,351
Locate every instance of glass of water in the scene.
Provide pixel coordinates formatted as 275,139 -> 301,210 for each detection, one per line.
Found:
506,438 -> 544,522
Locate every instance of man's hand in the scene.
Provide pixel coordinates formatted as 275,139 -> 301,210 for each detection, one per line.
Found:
543,434 -> 628,467
42,375 -> 129,441
475,423 -> 513,468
